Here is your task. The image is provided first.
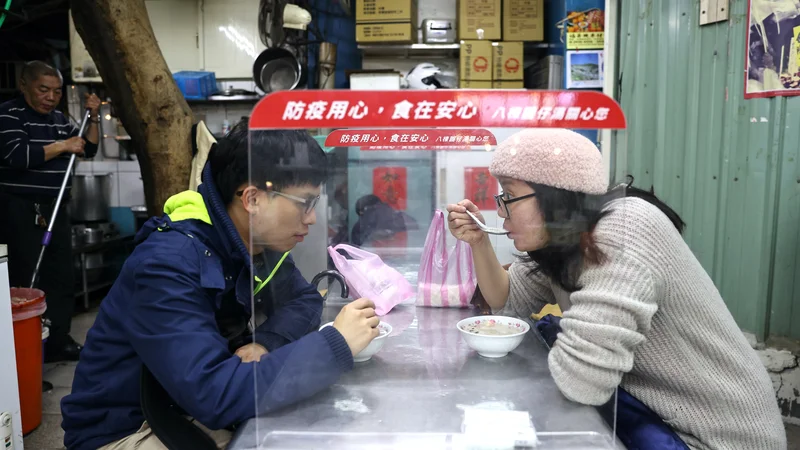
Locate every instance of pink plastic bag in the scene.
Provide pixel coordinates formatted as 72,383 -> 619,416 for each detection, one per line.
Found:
416,210 -> 477,308
328,244 -> 415,316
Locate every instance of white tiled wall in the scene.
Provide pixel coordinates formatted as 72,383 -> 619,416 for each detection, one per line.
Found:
75,97 -> 257,209
191,101 -> 258,136
75,160 -> 144,208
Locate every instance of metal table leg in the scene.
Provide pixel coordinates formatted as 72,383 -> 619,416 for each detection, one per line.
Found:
80,252 -> 89,310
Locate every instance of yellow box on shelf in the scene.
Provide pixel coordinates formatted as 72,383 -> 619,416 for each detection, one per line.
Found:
356,23 -> 415,44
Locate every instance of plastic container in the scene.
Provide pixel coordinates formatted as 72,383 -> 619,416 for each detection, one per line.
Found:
11,287 -> 46,435
173,71 -> 217,100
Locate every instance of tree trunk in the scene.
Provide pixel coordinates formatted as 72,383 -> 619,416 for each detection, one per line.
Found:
70,0 -> 194,216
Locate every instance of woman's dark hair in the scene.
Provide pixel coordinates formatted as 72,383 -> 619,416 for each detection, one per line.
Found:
209,120 -> 328,205
355,194 -> 385,216
525,177 -> 685,292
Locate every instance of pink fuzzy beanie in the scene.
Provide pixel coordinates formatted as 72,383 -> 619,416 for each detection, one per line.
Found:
489,128 -> 607,195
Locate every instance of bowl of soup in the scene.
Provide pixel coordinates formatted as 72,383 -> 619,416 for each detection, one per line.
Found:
457,316 -> 529,358
320,321 -> 392,362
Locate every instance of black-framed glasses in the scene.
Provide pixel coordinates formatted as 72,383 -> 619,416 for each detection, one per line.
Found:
235,186 -> 320,215
494,192 -> 537,218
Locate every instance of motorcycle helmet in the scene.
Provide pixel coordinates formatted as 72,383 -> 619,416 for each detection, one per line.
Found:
405,63 -> 456,89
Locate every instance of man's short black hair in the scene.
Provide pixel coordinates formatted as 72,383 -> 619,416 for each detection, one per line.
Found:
20,60 -> 62,85
209,119 -> 328,205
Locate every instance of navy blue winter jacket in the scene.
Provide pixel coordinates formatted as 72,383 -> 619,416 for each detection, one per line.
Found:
61,164 -> 353,450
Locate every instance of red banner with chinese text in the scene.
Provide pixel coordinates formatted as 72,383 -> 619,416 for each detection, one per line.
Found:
372,167 -> 407,210
464,168 -> 499,211
324,129 -> 497,150
249,90 -> 625,130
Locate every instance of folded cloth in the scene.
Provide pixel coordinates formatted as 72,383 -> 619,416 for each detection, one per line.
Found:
189,121 -> 217,191
535,314 -> 562,347
531,303 -> 562,320
534,314 -> 690,450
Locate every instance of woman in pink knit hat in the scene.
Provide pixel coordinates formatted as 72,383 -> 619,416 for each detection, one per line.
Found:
447,128 -> 785,450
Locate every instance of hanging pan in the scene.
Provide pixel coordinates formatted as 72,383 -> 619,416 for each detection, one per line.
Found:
252,47 -> 306,93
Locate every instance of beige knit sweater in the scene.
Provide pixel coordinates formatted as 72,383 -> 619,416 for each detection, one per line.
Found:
495,197 -> 786,450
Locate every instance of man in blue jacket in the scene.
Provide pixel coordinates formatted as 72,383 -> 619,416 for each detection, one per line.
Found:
61,122 -> 379,450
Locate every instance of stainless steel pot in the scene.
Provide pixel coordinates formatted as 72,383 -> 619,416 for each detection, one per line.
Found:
131,205 -> 148,232
71,225 -> 85,248
75,252 -> 105,284
84,253 -> 104,270
82,227 -> 104,246
70,174 -> 113,222
253,48 -> 305,93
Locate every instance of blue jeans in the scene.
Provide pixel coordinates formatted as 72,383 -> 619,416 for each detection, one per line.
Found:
536,315 -> 690,450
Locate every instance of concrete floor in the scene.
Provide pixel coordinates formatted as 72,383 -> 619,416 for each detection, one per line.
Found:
788,423 -> 800,450
23,309 -> 800,450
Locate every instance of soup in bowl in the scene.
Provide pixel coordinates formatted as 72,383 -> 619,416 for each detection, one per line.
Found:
456,316 -> 529,358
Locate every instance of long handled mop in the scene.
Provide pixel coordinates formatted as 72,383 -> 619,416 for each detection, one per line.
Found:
29,109 -> 92,288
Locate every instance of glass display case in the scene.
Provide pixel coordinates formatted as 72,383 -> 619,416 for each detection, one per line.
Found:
231,89 -> 628,449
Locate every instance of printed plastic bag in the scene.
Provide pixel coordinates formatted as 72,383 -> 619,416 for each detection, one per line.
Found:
416,210 -> 477,307
327,244 -> 415,316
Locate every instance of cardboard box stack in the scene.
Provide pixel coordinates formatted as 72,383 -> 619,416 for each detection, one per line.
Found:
356,0 -> 416,44
459,40 -> 493,88
457,0 -> 544,89
458,0 -> 502,41
503,0 -> 543,41
492,42 -> 524,88
460,80 -> 494,88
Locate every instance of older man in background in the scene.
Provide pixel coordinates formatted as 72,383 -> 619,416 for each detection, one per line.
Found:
0,60 -> 100,364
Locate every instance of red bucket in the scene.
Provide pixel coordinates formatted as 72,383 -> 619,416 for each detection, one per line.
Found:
10,287 -> 46,435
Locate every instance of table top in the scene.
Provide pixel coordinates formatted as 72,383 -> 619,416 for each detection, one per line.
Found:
228,300 -> 623,450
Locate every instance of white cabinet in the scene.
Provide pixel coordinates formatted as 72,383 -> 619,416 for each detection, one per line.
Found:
0,248 -> 23,450
69,11 -> 103,83
69,0 -> 263,81
145,0 -> 202,72
201,0 -> 265,78
118,171 -> 146,208
69,1 -> 202,82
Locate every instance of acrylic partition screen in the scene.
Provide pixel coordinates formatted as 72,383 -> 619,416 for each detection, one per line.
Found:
231,90 -> 628,450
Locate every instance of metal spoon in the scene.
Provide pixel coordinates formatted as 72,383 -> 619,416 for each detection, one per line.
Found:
465,210 -> 509,235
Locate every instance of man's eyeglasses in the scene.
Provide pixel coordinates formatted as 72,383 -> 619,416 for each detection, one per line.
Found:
236,187 -> 320,215
273,191 -> 320,215
494,192 -> 536,218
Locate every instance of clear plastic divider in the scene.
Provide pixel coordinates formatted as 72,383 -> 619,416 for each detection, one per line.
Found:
235,90 -> 626,449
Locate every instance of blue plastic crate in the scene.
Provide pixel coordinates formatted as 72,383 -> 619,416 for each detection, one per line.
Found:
173,71 -> 217,100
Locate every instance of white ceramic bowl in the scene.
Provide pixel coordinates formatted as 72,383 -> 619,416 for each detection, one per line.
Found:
457,315 -> 530,358
320,321 -> 393,362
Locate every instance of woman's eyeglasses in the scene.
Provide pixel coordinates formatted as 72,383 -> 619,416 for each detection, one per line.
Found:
235,187 -> 320,215
494,192 -> 536,218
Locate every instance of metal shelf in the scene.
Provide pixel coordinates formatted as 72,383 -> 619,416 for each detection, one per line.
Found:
187,97 -> 262,104
358,43 -> 460,58
73,234 -> 135,309
74,280 -> 115,299
358,42 -> 560,58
